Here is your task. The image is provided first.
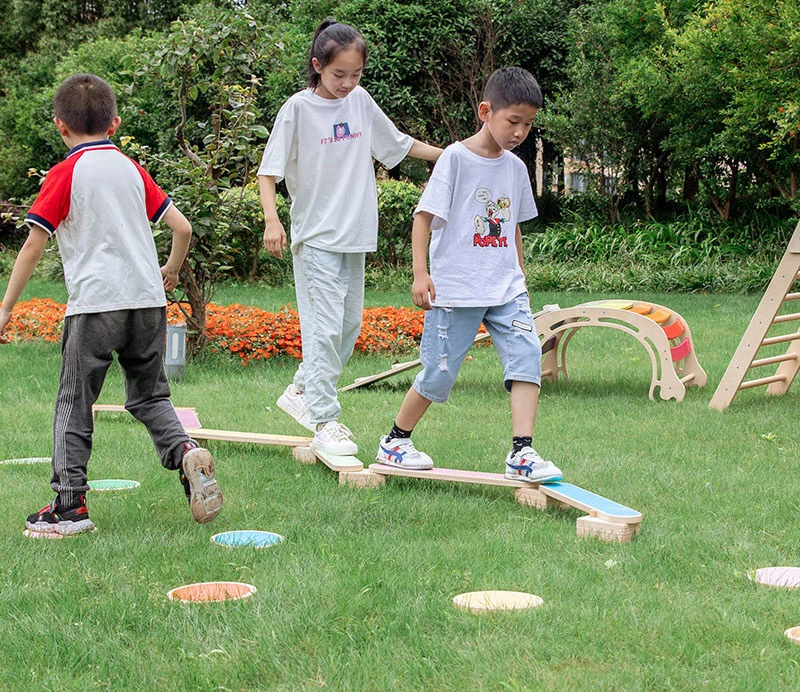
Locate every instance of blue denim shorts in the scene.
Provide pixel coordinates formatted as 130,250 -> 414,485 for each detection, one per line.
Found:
413,293 -> 541,403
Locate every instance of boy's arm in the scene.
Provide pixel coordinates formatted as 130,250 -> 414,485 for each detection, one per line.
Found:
408,139 -> 443,163
259,175 -> 287,258
515,224 -> 525,277
160,205 -> 192,292
0,226 -> 49,343
411,211 -> 436,310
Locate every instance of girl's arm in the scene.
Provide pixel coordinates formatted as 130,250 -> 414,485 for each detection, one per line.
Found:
259,175 -> 287,258
408,139 -> 443,162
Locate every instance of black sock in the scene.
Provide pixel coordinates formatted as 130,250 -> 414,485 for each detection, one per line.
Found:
512,436 -> 532,455
387,423 -> 414,442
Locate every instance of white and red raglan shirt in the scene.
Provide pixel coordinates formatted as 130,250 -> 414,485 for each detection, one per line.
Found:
25,140 -> 172,317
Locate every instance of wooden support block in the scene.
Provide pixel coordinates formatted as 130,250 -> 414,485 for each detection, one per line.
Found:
293,446 -> 318,465
514,486 -> 552,509
339,470 -> 386,488
576,516 -> 640,542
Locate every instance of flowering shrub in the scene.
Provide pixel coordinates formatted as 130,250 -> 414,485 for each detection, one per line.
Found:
5,298 -> 456,364
3,298 -> 65,343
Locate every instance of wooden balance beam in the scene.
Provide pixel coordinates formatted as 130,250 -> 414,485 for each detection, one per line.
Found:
339,464 -> 641,542
91,404 -> 311,448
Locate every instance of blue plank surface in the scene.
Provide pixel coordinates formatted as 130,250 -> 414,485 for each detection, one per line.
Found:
540,481 -> 641,521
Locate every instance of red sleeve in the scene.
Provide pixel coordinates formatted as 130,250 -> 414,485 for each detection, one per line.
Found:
25,160 -> 74,234
129,157 -> 171,223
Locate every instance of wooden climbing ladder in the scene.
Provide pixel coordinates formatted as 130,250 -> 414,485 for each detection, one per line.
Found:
710,218 -> 800,410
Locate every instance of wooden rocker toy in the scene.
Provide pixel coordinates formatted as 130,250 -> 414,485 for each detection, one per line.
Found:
537,299 -> 707,402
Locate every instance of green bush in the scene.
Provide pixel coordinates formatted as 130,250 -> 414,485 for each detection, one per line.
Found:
375,178 -> 421,269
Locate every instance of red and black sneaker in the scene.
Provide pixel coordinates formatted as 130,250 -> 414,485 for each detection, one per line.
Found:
25,495 -> 96,535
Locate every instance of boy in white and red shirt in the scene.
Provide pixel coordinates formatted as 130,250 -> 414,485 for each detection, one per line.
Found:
0,73 -> 222,534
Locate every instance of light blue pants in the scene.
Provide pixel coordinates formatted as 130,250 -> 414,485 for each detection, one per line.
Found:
292,244 -> 365,424
413,293 -> 541,403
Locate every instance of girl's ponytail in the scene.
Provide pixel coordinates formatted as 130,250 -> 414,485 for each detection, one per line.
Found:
307,17 -> 368,88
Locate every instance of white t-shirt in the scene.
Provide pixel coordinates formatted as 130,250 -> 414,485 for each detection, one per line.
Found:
25,141 -> 171,317
416,141 -> 537,308
258,86 -> 413,253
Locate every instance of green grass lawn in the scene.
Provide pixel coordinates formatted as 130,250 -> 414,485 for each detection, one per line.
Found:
3,281 -> 800,690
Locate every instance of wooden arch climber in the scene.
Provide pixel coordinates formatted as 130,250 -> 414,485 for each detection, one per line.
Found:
537,300 -> 707,402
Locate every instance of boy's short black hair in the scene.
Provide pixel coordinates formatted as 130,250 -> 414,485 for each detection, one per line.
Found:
482,67 -> 543,110
54,74 -> 117,136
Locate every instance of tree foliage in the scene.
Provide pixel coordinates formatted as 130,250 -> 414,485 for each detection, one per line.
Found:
125,6 -> 281,354
541,0 -> 800,221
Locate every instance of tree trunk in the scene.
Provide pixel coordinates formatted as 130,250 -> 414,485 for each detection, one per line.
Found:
179,265 -> 208,356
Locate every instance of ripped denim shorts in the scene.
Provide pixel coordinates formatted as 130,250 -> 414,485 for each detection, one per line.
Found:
412,293 -> 542,403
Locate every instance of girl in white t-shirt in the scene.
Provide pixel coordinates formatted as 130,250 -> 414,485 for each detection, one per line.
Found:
258,18 -> 441,456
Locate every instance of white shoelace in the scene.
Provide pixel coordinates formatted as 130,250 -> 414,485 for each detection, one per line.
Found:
320,422 -> 353,441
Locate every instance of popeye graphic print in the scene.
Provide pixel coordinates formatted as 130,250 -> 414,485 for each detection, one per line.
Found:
473,187 -> 511,247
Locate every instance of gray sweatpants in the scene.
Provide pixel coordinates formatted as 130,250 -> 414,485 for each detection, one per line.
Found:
52,307 -> 192,506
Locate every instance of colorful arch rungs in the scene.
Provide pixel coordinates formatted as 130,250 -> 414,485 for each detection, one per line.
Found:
538,300 -> 707,402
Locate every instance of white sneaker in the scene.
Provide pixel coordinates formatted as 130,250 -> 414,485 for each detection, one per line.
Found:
376,436 -> 433,470
277,384 -> 314,431
311,421 -> 358,456
504,447 -> 562,483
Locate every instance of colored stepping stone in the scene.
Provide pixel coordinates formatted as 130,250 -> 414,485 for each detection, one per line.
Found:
88,479 -> 140,491
167,581 -> 257,603
453,590 -> 543,612
23,529 -> 67,540
753,566 -> 800,588
211,530 -> 283,548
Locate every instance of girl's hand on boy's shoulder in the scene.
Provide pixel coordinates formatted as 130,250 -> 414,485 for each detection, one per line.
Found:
263,220 -> 287,258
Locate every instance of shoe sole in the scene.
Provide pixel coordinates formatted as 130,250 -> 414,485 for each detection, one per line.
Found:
182,448 -> 223,523
376,452 -> 433,470
504,471 -> 563,483
277,394 -> 315,432
25,519 -> 97,535
311,440 -> 359,457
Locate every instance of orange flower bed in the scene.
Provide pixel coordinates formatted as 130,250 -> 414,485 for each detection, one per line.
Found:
5,298 -> 436,364
3,298 -> 65,343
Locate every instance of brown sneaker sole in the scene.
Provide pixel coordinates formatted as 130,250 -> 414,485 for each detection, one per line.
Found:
182,448 -> 223,523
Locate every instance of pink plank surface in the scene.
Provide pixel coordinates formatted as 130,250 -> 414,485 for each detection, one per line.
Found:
368,464 -> 531,488
176,407 -> 202,429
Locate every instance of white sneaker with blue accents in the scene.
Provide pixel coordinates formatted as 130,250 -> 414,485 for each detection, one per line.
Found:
376,435 -> 433,470
504,446 -> 562,483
